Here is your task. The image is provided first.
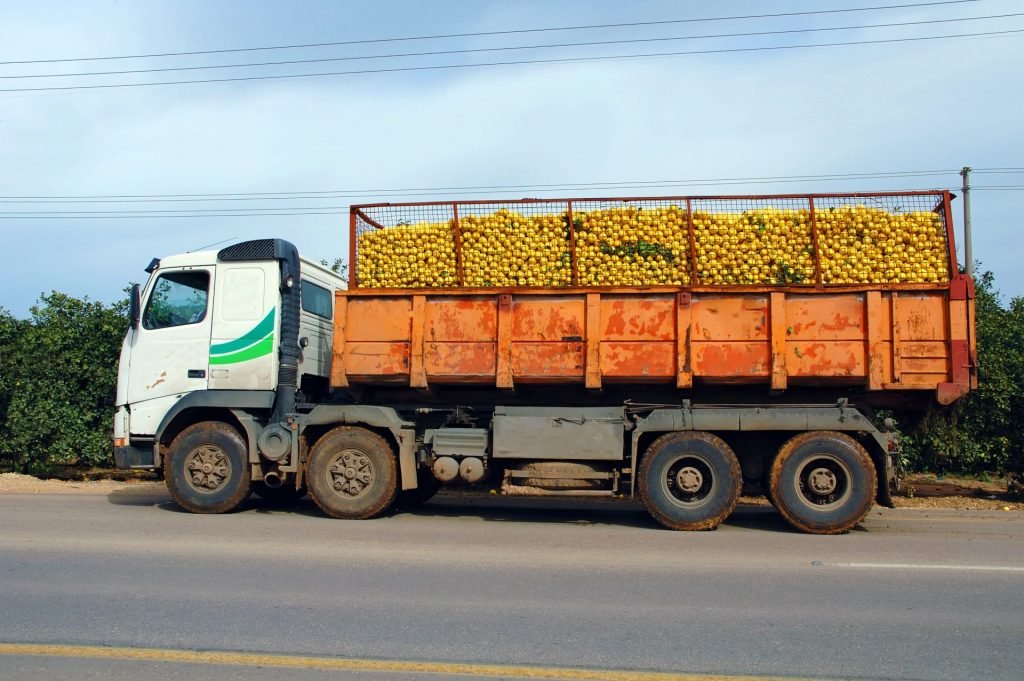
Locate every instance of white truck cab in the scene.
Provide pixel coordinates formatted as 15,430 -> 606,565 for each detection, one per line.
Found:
113,239 -> 346,498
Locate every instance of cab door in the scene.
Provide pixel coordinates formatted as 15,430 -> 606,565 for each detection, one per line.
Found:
208,262 -> 278,391
125,267 -> 213,434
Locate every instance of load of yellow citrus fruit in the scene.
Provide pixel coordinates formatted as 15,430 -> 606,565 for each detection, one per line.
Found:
575,206 -> 692,285
460,209 -> 572,287
356,203 -> 949,288
817,205 -> 949,284
356,221 -> 457,288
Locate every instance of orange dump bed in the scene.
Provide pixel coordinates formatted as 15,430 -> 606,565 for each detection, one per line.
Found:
331,283 -> 976,404
333,191 -> 977,405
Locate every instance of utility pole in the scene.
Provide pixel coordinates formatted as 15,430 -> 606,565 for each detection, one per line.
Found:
960,166 -> 972,276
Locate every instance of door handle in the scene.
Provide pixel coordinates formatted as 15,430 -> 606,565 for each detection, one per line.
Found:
188,369 -> 206,379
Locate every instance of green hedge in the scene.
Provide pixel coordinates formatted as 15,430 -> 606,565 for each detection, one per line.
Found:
0,293 -> 126,472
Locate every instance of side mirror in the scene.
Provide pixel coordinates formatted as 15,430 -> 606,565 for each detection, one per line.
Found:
129,283 -> 141,329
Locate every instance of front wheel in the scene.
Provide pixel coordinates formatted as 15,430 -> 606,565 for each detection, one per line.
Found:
770,431 -> 876,534
165,422 -> 252,514
639,432 -> 742,531
306,427 -> 398,519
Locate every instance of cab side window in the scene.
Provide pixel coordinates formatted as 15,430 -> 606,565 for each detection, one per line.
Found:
143,271 -> 210,330
301,280 -> 332,319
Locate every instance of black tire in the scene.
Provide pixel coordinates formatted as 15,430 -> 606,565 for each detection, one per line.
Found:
394,468 -> 442,510
770,431 -> 876,535
639,432 -> 742,531
306,427 -> 397,519
252,480 -> 307,507
165,422 -> 252,514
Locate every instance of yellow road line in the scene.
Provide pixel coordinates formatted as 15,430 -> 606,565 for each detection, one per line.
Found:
0,643 -> 821,681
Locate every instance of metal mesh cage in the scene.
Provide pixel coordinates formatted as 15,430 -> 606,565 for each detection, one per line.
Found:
813,193 -> 950,285
350,191 -> 953,289
690,197 -> 814,286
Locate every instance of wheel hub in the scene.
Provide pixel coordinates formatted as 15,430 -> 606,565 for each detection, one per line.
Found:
675,466 -> 704,493
186,446 -> 229,491
808,467 -> 838,495
329,450 -> 374,498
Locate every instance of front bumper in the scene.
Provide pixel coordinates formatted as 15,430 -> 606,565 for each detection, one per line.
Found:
114,444 -> 156,469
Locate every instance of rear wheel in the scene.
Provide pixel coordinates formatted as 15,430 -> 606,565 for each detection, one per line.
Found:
639,432 -> 742,531
770,431 -> 876,534
306,427 -> 397,519
165,422 -> 251,514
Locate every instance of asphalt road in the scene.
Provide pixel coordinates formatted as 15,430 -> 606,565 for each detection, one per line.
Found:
1,487 -> 1022,681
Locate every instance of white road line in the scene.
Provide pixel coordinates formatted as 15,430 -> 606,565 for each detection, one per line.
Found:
828,562 -> 1024,572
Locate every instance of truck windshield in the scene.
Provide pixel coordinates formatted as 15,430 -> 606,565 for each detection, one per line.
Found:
142,270 -> 210,330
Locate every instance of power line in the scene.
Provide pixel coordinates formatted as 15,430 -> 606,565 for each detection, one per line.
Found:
6,12 -> 1018,80
0,170 -> 964,204
0,0 -> 984,66
0,211 -> 347,219
2,28 -> 1021,94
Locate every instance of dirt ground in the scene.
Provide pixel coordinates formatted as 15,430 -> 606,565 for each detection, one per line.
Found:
0,470 -> 1019,511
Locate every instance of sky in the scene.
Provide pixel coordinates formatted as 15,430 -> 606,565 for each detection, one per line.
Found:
1,0 -> 1022,316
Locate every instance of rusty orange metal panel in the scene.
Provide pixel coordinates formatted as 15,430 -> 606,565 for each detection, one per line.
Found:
770,292 -> 787,391
691,342 -> 770,379
692,295 -> 769,342
409,295 -> 427,388
865,291 -> 884,391
600,295 -> 675,340
896,373 -> 950,388
787,341 -> 866,378
344,342 -> 409,379
511,342 -> 584,380
496,294 -> 513,388
425,342 -> 497,380
346,298 -> 412,342
949,299 -> 968,339
331,294 -> 349,388
332,278 -> 972,406
512,297 -> 585,341
676,292 -> 693,389
600,342 -> 675,380
895,293 -> 946,340
785,294 -> 866,341
424,297 -> 497,341
891,293 -> 902,383
902,341 -> 950,359
585,293 -> 602,389
902,358 -> 950,374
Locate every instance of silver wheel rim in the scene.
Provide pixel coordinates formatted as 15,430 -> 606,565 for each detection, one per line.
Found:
794,453 -> 852,511
662,454 -> 716,509
185,445 -> 231,494
327,448 -> 375,500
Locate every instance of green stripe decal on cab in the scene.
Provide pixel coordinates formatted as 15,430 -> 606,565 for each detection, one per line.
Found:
209,309 -> 276,355
210,334 -> 275,365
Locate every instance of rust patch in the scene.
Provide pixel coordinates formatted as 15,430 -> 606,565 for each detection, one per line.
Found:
425,342 -> 497,377
789,342 -> 861,376
511,342 -> 584,377
146,371 -> 167,390
604,300 -> 627,336
600,342 -> 674,379
693,343 -> 769,376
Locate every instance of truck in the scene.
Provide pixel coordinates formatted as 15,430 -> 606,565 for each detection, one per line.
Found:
114,190 -> 977,534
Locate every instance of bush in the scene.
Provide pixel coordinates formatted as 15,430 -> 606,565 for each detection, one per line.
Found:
901,271 -> 1024,479
0,293 -> 127,472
